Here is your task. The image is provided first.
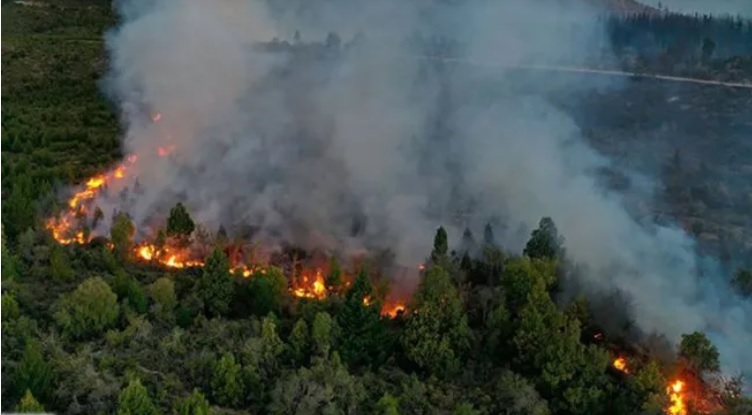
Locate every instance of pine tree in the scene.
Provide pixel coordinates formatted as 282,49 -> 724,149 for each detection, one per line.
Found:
110,212 -> 135,260
167,202 -> 195,239
523,217 -> 564,260
337,269 -> 390,368
174,388 -> 210,415
117,379 -> 160,415
15,389 -> 45,413
431,226 -> 449,266
13,340 -> 53,402
401,265 -> 470,377
197,248 -> 234,317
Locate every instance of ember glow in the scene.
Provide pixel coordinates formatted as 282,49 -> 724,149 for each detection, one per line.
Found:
667,380 -> 687,415
613,356 -> 629,373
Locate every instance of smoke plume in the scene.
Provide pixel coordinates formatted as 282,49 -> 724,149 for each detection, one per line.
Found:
101,0 -> 750,376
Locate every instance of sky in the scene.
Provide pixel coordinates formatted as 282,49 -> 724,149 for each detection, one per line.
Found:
642,0 -> 752,17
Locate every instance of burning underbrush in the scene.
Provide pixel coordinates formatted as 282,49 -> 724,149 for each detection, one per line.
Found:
44,155 -> 407,317
42,112 -> 408,317
598,333 -> 732,415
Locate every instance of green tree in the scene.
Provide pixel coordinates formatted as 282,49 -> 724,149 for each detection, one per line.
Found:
239,316 -> 285,406
631,360 -> 667,414
210,352 -> 244,408
678,331 -> 720,373
166,202 -> 195,239
523,217 -> 564,260
117,379 -> 160,415
401,265 -> 470,377
126,280 -> 148,314
15,389 -> 45,413
2,292 -> 20,321
376,393 -> 401,415
431,226 -> 449,265
197,248 -> 234,317
312,311 -> 335,358
453,402 -> 480,415
288,318 -> 309,364
13,340 -> 53,402
512,287 -> 609,414
4,174 -> 35,242
50,244 -> 75,281
502,257 -> 558,314
268,352 -> 365,415
110,212 -> 135,260
149,276 -> 177,319
2,228 -> 19,282
174,388 -> 210,415
248,269 -> 286,316
325,257 -> 343,292
337,269 -> 390,368
55,276 -> 120,339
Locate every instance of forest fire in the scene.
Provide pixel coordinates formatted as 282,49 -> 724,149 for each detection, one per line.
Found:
613,356 -> 629,373
667,380 -> 686,415
43,111 -> 411,319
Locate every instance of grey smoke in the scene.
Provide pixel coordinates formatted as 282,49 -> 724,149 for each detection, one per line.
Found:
99,0 -> 750,377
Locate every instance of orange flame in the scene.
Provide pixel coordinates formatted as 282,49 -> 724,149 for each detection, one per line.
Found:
134,243 -> 203,269
381,302 -> 406,318
292,270 -> 328,299
613,357 -> 629,373
45,157 -> 135,245
667,380 -> 686,415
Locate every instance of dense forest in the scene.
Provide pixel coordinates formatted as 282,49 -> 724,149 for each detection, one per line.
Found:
2,1 -> 752,415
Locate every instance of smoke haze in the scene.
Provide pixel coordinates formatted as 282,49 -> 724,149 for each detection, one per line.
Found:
101,0 -> 751,376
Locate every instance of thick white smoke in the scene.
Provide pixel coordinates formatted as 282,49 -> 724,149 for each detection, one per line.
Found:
100,0 -> 751,376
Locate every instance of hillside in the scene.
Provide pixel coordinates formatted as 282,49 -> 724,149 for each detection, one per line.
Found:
2,2 -> 751,415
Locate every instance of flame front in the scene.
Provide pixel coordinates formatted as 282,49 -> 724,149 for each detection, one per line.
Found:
135,243 -> 204,269
613,357 -> 629,373
45,110 -> 406,318
667,380 -> 686,415
46,157 -> 136,245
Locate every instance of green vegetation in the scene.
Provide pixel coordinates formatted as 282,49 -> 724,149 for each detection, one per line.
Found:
2,3 -> 751,415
